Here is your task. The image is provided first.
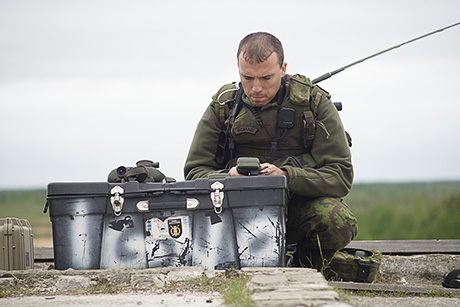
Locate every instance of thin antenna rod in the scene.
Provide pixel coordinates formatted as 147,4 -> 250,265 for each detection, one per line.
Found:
312,21 -> 460,84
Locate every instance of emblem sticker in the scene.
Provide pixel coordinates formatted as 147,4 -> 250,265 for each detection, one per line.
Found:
145,216 -> 190,241
168,218 -> 182,239
146,218 -> 169,240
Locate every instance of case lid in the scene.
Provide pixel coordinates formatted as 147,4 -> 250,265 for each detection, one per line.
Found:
47,176 -> 287,196
46,176 -> 288,216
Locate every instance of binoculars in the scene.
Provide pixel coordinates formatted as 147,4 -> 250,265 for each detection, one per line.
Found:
108,160 -> 166,183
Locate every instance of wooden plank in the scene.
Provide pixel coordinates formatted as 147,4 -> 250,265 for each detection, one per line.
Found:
34,247 -> 53,261
34,240 -> 460,261
330,281 -> 460,295
346,240 -> 460,254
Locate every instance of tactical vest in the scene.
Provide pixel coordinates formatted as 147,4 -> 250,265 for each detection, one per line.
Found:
215,74 -> 330,166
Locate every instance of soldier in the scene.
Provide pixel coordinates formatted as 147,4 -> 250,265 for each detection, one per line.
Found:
184,32 -> 358,271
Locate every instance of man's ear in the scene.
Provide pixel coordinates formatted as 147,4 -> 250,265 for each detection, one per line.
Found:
281,62 -> 287,77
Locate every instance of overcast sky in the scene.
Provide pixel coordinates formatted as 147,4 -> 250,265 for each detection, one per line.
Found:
1,0 -> 459,189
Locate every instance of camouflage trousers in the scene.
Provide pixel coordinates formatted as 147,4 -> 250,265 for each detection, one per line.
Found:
286,195 -> 358,270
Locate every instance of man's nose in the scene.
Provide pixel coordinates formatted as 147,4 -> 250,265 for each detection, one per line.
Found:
252,79 -> 262,93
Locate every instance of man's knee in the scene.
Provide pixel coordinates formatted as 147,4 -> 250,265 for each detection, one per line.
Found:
287,196 -> 358,251
317,197 -> 358,249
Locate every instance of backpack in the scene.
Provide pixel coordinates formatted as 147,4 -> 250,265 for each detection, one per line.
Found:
324,248 -> 382,283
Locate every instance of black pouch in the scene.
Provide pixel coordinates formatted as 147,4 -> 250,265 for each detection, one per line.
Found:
278,107 -> 295,129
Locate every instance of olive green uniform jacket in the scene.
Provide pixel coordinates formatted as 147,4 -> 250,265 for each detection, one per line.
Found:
184,74 -> 353,199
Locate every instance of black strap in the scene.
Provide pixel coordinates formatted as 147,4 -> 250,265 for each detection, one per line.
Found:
227,85 -> 244,161
270,79 -> 287,162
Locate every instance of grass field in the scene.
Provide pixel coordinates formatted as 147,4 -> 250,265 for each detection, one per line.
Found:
345,181 -> 460,240
0,189 -> 52,246
1,181 -> 459,246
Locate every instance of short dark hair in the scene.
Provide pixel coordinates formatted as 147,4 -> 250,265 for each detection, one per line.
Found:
237,32 -> 284,67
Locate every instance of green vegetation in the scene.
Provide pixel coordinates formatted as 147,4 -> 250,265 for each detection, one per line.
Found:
0,181 -> 459,244
221,273 -> 254,307
345,181 -> 460,240
0,270 -> 253,303
333,286 -> 352,304
0,277 -> 33,298
88,277 -> 122,294
0,189 -> 51,243
0,189 -> 47,224
162,271 -> 253,306
346,289 -> 460,298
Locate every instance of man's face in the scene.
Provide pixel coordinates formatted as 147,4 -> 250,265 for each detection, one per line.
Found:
238,52 -> 287,107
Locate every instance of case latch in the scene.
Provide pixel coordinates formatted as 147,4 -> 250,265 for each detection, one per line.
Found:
136,200 -> 149,212
186,198 -> 200,210
110,186 -> 125,216
210,181 -> 224,214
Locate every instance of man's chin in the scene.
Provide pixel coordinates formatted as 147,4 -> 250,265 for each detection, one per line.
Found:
250,98 -> 268,106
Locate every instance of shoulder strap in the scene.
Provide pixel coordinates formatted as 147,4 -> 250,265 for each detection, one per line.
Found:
215,83 -> 242,129
215,85 -> 244,166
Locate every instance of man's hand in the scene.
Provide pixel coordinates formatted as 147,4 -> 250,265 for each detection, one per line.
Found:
228,166 -> 245,177
229,163 -> 289,181
259,163 -> 289,179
